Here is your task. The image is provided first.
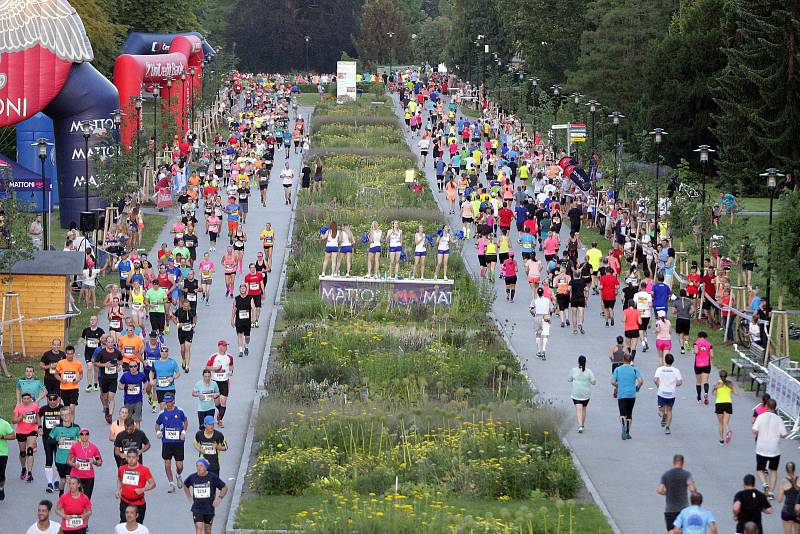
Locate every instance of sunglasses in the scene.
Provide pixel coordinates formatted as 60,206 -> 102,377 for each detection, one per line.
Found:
160,349 -> 169,353
79,432 -> 89,436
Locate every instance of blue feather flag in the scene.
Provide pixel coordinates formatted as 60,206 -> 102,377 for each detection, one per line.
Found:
436,229 -> 444,237
399,250 -> 407,262
455,230 -> 465,240
320,226 -> 329,235
425,235 -> 434,246
361,232 -> 369,244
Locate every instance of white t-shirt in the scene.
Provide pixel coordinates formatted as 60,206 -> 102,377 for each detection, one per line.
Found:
114,524 -> 151,534
280,168 -> 294,185
26,522 -> 60,534
634,291 -> 653,318
752,411 -> 788,457
530,296 -> 552,316
653,366 -> 683,399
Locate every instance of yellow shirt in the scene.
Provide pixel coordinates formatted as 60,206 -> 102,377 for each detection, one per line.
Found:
586,248 -> 603,272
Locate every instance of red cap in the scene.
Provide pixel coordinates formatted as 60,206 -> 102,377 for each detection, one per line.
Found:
218,340 -> 228,346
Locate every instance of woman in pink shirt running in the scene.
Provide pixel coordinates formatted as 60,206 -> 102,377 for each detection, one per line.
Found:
502,252 -> 518,302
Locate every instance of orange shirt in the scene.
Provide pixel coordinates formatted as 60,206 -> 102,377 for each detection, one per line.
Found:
623,307 -> 640,331
56,359 -> 83,390
118,335 -> 144,364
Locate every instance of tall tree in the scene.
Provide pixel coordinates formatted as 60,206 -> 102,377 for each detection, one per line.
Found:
114,0 -> 201,33
642,0 -> 726,166
412,16 -> 451,66
354,0 -> 412,65
712,0 -> 800,192
446,0 -> 511,84
71,0 -> 127,77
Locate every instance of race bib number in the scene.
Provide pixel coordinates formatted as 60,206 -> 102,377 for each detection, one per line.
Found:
193,485 -> 211,499
23,412 -> 35,424
238,310 -> 250,320
209,224 -> 219,233
105,365 -> 118,375
76,458 -> 91,471
201,271 -> 212,279
66,516 -> 84,528
110,320 -> 121,329
165,429 -> 180,440
201,443 -> 216,455
45,416 -> 59,429
131,303 -> 142,310
181,323 -> 193,332
127,385 -> 140,395
248,282 -> 259,291
120,271 -> 129,279
212,371 -> 227,382
122,470 -> 140,486
124,346 -> 134,355
200,393 -> 213,402
234,241 -> 244,248
157,377 -> 172,387
59,437 -> 74,450
187,293 -> 197,302
86,338 -> 98,348
63,371 -> 77,383
49,368 -> 56,375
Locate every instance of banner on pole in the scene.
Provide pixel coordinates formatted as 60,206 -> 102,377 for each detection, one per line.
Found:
336,61 -> 358,103
569,123 -> 587,143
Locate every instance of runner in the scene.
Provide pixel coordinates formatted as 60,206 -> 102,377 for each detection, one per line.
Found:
221,246 -> 238,298
49,407 -> 79,494
93,336 -> 121,424
611,353 -> 643,440
192,371 -> 220,428
568,355 -> 596,433
568,267 -> 588,334
752,398 -> 788,498
144,282 -> 168,340
224,196 -> 241,244
108,297 -> 125,345
151,346 -> 181,410
182,458 -> 228,534
115,505 -> 151,534
205,210 -> 220,252
206,341 -> 234,427
198,252 -> 215,305
712,369 -> 738,445
657,454 -> 697,532
66,427 -> 101,499
16,364 -> 47,404
116,448 -> 155,523
529,287 -> 553,359
654,311 -> 672,367
118,361 -> 149,424
244,263 -> 265,327
501,251 -> 518,302
55,476 -> 92,533
113,419 -> 151,466
280,161 -> 294,205
174,300 -> 197,373
26,499 -> 60,534
259,222 -> 275,272
673,289 -> 694,354
55,347 -> 82,418
193,416 -> 227,477
232,284 -> 256,357
80,316 -> 104,392
553,266 -> 571,328
40,339 -> 66,396
653,353 -> 683,434
671,493 -> 716,534
257,161 -> 270,206
633,281 -> 653,353
733,474 -> 772,533
774,462 -> 799,533
181,269 -> 201,315
13,391 -> 39,483
38,393 -> 63,493
693,331 -> 714,405
155,394 -> 187,493
232,226 -> 247,274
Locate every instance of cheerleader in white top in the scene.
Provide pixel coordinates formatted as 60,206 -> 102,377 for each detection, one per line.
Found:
434,224 -> 451,280
321,222 -> 340,276
387,220 -> 403,279
335,223 -> 356,276
366,221 -> 383,278
411,225 -> 428,280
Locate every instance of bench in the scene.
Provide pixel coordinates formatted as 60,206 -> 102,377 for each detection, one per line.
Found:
731,344 -> 756,379
749,366 -> 769,396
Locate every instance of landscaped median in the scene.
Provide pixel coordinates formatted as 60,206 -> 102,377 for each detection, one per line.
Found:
235,96 -> 612,533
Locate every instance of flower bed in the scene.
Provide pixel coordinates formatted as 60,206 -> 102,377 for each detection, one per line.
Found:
237,98 -> 610,533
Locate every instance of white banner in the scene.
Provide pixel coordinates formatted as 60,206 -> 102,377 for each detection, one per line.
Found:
768,363 -> 800,422
336,61 -> 357,103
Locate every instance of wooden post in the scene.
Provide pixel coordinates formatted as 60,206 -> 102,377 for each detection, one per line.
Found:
1,292 -> 26,358
675,251 -> 689,277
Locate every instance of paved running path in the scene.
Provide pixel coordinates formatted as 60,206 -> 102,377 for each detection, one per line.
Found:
393,93 -> 788,533
2,104 -> 313,533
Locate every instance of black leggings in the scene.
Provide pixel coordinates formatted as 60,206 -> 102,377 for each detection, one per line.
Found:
197,409 -> 215,428
617,397 -> 636,419
78,477 -> 95,499
44,440 -> 57,467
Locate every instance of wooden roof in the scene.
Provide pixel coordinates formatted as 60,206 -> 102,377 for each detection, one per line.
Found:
2,250 -> 84,275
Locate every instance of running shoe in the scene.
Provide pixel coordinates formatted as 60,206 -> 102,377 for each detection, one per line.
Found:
244,347 -> 249,357
579,325 -> 585,334
665,426 -> 671,435
680,347 -> 685,354
610,317 -> 614,326
168,482 -> 176,493
26,472 -> 33,483
725,429 -> 733,444
238,351 -> 244,358
53,481 -> 59,492
704,394 -> 709,405
46,482 -> 53,493
578,426 -> 584,434
177,477 -> 183,489
20,468 -> 26,481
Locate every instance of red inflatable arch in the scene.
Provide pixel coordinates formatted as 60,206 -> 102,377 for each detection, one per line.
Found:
113,35 -> 204,148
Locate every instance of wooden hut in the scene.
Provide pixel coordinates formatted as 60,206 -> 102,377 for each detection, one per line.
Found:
1,251 -> 83,356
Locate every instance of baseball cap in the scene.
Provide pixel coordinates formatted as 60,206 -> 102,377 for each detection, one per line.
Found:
79,428 -> 90,435
197,457 -> 210,468
218,340 -> 228,346
203,415 -> 215,425
163,394 -> 175,403
46,393 -> 59,401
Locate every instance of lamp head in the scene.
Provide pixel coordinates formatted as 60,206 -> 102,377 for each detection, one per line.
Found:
135,97 -> 143,110
36,138 -> 48,159
181,73 -> 186,81
760,168 -> 784,189
649,128 -> 668,145
693,144 -> 715,163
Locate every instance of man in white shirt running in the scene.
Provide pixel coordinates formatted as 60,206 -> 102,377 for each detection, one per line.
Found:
653,353 -> 683,435
752,398 -> 788,498
633,281 -> 653,352
115,504 -> 151,533
530,287 -> 553,359
26,500 -> 60,534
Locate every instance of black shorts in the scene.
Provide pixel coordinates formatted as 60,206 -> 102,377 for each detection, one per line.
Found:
664,512 -> 679,533
215,380 -> 229,397
259,182 -> 269,191
150,312 -> 166,332
498,252 -> 509,263
702,299 -> 713,311
178,328 -> 194,344
61,389 -> 79,406
100,376 -> 118,393
639,317 -> 650,331
572,398 -> 589,406
570,299 -> 586,308
603,299 -> 615,309
694,364 -> 712,375
714,402 -> 733,414
624,329 -> 639,339
756,454 -> 780,472
556,294 -> 570,311
161,441 -> 185,461
235,321 -> 251,336
484,254 -> 497,264
193,513 -> 215,525
617,397 -> 636,418
251,295 -> 262,309
462,217 -> 472,224
156,389 -> 176,403
478,255 -> 486,267
675,318 -> 691,335
56,461 -> 70,479
504,275 -> 517,285
521,251 -> 531,260
743,262 -> 755,272
16,431 -> 37,442
44,379 -> 60,395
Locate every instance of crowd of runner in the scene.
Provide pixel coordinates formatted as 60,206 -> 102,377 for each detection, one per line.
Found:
0,73 -> 308,534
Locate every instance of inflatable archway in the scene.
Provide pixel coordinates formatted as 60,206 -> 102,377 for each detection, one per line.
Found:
114,34 -> 205,148
121,32 -> 216,59
0,0 -> 119,227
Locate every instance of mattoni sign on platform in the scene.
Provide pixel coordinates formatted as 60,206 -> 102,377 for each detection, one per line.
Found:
319,276 -> 453,308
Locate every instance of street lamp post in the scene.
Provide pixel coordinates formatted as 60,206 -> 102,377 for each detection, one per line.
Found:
188,67 -> 196,132
152,83 -> 161,174
304,36 -> 310,73
135,97 -> 143,186
81,121 -> 91,212
386,32 -> 395,80
609,112 -> 624,199
649,128 -> 668,221
551,84 -> 562,153
570,91 -> 582,121
180,73 -> 187,131
760,168 -> 784,309
586,100 -> 600,155
36,138 -> 48,250
693,145 -> 715,285
529,76 -> 539,136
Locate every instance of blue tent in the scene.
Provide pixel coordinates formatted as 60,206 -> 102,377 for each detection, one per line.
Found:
0,153 -> 52,209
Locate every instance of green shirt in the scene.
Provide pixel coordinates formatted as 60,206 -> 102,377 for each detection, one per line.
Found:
16,378 -> 44,399
0,418 -> 11,456
146,287 -> 168,314
50,424 -> 81,464
173,246 -> 190,261
569,368 -> 596,401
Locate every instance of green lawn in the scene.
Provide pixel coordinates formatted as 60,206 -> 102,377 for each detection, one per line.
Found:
236,494 -> 613,533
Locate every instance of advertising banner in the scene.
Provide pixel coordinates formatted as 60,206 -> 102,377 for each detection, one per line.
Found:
319,277 -> 453,308
336,61 -> 358,103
